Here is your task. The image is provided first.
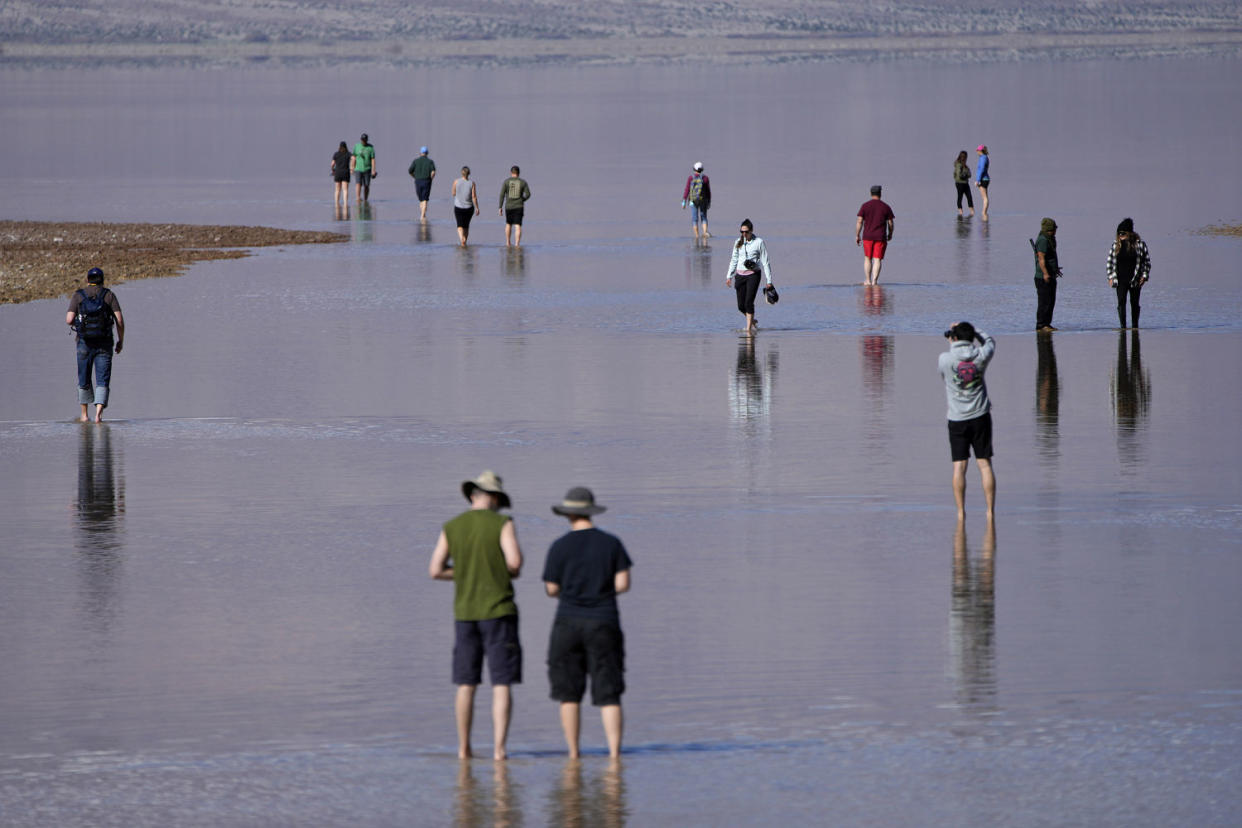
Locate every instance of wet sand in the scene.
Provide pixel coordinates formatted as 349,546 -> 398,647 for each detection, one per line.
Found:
0,221 -> 346,305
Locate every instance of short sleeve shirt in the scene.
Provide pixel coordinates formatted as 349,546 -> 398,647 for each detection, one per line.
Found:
353,142 -> 375,173
67,285 -> 122,316
541,527 -> 633,621
857,199 -> 894,241
410,156 -> 435,179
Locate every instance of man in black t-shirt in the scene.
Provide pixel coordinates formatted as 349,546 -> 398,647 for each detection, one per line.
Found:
541,487 -> 633,758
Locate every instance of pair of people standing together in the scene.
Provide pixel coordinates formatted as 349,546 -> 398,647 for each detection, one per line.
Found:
429,472 -> 632,761
953,145 -> 990,219
1033,216 -> 1150,332
450,166 -> 532,247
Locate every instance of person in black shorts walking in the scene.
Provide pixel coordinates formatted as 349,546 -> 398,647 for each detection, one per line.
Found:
938,322 -> 996,521
542,487 -> 633,758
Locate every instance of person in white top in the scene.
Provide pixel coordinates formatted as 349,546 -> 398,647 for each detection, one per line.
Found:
725,218 -> 774,335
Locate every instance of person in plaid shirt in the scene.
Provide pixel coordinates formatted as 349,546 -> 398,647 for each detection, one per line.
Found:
1106,218 -> 1152,329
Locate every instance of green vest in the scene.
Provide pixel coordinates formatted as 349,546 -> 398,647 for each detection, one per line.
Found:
444,509 -> 516,621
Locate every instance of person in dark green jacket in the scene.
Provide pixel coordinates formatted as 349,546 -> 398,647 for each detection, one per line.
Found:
498,165 -> 531,247
429,470 -> 524,760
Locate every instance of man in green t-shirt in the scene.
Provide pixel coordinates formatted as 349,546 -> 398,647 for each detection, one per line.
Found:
1033,217 -> 1062,332
407,146 -> 436,220
429,470 -> 524,760
351,133 -> 376,202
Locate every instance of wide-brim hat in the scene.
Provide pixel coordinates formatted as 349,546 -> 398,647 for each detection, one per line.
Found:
462,470 -> 510,509
552,487 -> 606,517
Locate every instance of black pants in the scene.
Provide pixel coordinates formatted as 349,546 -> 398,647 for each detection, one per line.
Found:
1034,276 -> 1057,329
1115,280 -> 1142,328
955,182 -> 973,209
734,272 -> 761,316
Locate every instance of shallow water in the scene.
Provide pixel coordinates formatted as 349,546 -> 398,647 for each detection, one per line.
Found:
2,54 -> 1242,826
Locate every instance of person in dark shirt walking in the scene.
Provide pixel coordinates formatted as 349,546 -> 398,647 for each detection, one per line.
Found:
65,267 -> 125,423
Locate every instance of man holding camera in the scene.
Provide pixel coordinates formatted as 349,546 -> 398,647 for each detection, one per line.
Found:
938,322 -> 996,520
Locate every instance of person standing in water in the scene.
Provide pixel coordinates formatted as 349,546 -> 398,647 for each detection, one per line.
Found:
954,151 -> 974,217
725,218 -> 774,335
1106,217 -> 1151,329
66,267 -> 125,423
498,165 -> 531,247
331,141 -> 352,207
682,161 -> 712,240
855,185 -> 895,286
1033,217 -> 1062,332
351,133 -> 376,203
428,471 -> 524,761
542,487 -> 633,759
939,322 -> 997,520
974,145 -> 990,220
451,166 -> 480,247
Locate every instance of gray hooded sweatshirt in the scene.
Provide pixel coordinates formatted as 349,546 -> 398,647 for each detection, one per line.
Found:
938,331 -> 995,421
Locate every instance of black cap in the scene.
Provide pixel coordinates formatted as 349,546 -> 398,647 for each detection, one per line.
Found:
87,267 -> 104,284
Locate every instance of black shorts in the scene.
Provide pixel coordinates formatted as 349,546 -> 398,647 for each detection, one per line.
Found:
453,615 -> 522,686
415,178 -> 432,201
454,206 -> 474,229
547,616 -> 625,706
948,412 -> 994,462
504,208 -> 524,226
977,180 -> 989,190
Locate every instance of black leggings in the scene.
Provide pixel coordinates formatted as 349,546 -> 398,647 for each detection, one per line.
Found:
955,182 -> 973,209
734,273 -> 761,316
1115,280 -> 1142,328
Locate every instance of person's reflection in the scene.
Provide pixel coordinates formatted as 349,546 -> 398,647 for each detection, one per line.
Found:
456,244 -> 478,281
352,201 -> 374,243
454,760 -> 522,828
860,284 -> 890,317
415,219 -> 434,245
548,758 -> 627,828
502,246 -> 527,284
860,335 -> 893,404
950,519 -> 996,709
686,240 -> 714,285
334,202 -> 350,222
1035,333 -> 1060,464
1111,330 -> 1151,472
76,425 -> 125,629
729,336 -> 778,434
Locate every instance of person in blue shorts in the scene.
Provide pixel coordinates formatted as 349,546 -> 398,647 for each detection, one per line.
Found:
542,487 -> 633,758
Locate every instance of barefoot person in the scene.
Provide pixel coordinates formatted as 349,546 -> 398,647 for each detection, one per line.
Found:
855,185 -> 895,286
451,166 -> 480,246
429,471 -> 523,760
542,487 -> 632,759
331,141 -> 352,206
408,146 -> 437,221
351,133 -> 376,202
954,150 -> 974,217
498,165 -> 531,247
66,267 -> 124,423
725,218 -> 774,335
974,145 -> 991,220
939,322 -> 997,520
681,161 -> 712,240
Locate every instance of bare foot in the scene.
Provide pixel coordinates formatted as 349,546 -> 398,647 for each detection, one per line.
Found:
459,746 -> 473,760
494,749 -> 507,761
78,415 -> 89,423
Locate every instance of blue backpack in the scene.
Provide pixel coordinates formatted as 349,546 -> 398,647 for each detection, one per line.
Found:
76,288 -> 114,341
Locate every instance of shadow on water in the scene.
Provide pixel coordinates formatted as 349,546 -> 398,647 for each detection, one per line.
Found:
352,202 -> 374,243
544,758 -> 627,828
75,424 -> 125,632
1111,330 -> 1151,474
950,520 -> 996,712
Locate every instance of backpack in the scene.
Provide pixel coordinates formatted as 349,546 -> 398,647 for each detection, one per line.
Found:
76,288 -> 114,341
689,174 -> 705,206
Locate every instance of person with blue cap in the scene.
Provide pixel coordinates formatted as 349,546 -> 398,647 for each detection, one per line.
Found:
408,145 -> 436,220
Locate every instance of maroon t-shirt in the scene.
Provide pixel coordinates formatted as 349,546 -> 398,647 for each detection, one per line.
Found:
857,199 -> 894,241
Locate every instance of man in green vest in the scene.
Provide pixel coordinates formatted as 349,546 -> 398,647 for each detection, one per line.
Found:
429,470 -> 524,760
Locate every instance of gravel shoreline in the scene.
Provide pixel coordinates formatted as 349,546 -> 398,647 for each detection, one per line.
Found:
0,221 -> 347,305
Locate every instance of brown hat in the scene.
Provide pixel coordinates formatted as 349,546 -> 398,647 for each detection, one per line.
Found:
551,487 -> 606,517
462,470 -> 510,509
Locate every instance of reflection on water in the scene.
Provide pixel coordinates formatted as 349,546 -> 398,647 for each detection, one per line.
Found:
501,247 -> 527,284
456,245 -> 479,280
729,336 -> 778,436
352,202 -> 374,243
1111,330 -> 1151,473
333,202 -> 350,222
949,520 -> 996,710
546,758 -> 627,828
416,219 -> 434,245
455,760 -> 522,828
1035,334 -> 1060,466
685,241 -> 715,286
75,425 -> 125,631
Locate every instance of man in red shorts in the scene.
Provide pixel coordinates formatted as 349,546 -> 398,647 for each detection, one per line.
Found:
855,185 -> 895,286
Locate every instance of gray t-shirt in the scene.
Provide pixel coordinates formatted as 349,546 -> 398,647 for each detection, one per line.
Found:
452,177 -> 475,209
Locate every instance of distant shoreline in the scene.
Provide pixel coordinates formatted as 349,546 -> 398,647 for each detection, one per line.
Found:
0,222 -> 347,306
4,31 -> 1242,67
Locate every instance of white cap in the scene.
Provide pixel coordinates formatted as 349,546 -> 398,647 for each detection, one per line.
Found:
693,162 -> 703,171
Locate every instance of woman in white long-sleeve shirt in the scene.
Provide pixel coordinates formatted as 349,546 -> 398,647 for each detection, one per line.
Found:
725,218 -> 774,335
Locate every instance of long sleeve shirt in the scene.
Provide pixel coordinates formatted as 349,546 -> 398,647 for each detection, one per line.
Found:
975,154 -> 989,182
1106,239 -> 1151,286
726,236 -> 773,285
938,331 -> 996,422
